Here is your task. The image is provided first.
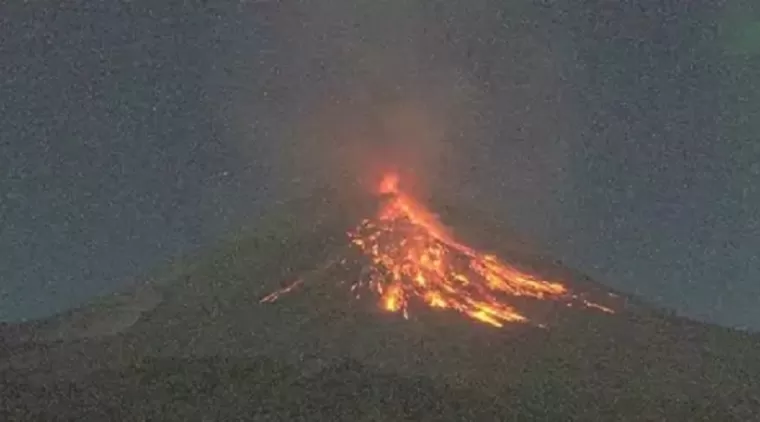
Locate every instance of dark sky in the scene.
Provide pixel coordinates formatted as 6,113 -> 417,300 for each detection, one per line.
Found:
545,1 -> 760,329
0,1 -> 277,320
1,1 -> 758,329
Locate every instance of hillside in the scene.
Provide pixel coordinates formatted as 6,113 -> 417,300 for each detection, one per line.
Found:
2,189 -> 759,421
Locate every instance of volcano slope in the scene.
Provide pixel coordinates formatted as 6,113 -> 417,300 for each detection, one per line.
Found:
2,189 -> 760,421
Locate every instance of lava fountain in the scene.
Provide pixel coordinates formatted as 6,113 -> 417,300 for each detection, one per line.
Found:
261,173 -> 615,328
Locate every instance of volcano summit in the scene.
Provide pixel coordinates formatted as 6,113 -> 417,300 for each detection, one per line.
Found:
262,173 -> 617,328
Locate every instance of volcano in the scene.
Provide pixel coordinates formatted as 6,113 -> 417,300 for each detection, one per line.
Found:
2,181 -> 759,421
261,173 -> 617,328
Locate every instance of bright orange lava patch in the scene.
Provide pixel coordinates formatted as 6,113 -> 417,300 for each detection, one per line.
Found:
261,172 -> 615,327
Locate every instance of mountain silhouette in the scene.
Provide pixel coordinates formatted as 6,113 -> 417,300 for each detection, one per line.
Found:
2,190 -> 759,421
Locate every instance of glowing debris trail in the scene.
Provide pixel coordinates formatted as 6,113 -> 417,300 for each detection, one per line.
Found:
261,173 -> 615,327
260,279 -> 304,304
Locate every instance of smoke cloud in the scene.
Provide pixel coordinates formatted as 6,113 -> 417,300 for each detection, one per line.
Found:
217,0 -> 577,245
266,1 -> 475,199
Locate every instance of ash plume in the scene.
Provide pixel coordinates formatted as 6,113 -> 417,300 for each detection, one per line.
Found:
214,1 -> 578,245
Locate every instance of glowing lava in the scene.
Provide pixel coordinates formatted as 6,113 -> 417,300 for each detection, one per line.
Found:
262,173 -> 615,327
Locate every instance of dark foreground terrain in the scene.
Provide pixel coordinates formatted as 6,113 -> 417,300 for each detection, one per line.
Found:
2,193 -> 759,421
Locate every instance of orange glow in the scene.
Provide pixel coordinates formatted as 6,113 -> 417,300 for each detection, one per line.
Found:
378,172 -> 400,195
261,172 -> 616,328
347,172 -> 569,327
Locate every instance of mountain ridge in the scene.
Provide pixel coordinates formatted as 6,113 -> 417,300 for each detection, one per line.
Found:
2,191 -> 759,420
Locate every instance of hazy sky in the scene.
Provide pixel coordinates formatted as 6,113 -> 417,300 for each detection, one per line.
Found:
1,1 -> 758,329
0,1 -> 276,320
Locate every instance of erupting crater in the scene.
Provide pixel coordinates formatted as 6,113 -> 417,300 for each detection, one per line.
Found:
261,173 -> 615,328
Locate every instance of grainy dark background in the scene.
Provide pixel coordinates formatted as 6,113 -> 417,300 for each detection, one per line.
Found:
1,0 -> 758,329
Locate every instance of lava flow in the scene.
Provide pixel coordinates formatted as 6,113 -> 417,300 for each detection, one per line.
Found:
261,173 -> 615,328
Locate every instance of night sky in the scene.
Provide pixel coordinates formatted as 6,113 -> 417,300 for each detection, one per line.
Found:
1,1 -> 758,329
